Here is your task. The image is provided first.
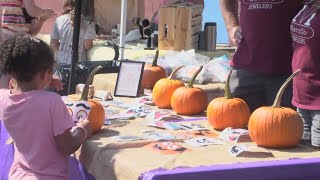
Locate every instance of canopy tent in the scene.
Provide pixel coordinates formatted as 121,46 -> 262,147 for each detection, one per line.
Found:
68,0 -> 127,94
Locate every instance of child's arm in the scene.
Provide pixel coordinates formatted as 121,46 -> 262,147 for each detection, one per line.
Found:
23,0 -> 54,18
54,119 -> 92,156
83,22 -> 97,50
84,39 -> 94,50
50,39 -> 60,52
50,20 -> 60,52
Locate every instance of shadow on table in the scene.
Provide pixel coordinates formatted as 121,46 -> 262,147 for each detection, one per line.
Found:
79,129 -> 121,180
268,144 -> 320,153
237,151 -> 275,158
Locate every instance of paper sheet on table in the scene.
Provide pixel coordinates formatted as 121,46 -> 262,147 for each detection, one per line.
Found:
219,128 -> 252,142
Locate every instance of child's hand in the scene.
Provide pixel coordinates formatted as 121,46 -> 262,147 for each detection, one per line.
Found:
50,75 -> 63,91
41,8 -> 56,21
77,119 -> 92,139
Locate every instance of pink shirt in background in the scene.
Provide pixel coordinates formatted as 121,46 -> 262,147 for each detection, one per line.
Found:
291,4 -> 320,110
0,89 -> 75,180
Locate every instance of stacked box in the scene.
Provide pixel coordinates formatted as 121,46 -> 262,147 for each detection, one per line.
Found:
158,4 -> 203,51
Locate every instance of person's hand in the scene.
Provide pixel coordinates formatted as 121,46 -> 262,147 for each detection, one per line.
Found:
41,8 -> 56,21
77,119 -> 92,140
50,75 -> 64,91
228,26 -> 242,47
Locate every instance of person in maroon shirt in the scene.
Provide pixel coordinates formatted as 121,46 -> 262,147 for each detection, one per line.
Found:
291,0 -> 320,148
220,0 -> 303,112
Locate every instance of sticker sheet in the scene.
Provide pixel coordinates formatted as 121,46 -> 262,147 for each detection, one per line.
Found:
219,128 -> 251,142
145,140 -> 189,155
185,137 -> 224,147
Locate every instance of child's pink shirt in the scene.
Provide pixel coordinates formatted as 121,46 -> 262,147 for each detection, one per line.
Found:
0,89 -> 75,180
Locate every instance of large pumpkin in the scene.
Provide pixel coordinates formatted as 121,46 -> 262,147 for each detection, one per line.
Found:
171,66 -> 207,115
152,66 -> 185,109
141,50 -> 167,89
207,70 -> 250,130
248,70 -> 303,148
68,66 -> 105,133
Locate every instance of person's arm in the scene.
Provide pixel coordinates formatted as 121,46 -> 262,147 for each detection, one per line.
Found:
50,20 -> 60,52
50,39 -> 60,52
220,0 -> 242,46
83,40 -> 94,50
54,120 -> 92,156
220,0 -> 239,32
83,22 -> 96,50
50,98 -> 92,156
23,0 -> 55,18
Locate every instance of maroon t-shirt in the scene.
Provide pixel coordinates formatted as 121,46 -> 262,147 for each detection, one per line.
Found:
232,0 -> 303,75
291,4 -> 320,110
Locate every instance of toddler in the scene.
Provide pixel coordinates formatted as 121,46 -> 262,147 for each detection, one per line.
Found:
0,35 -> 92,179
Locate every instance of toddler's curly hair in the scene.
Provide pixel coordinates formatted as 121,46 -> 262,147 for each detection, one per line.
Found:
0,35 -> 54,82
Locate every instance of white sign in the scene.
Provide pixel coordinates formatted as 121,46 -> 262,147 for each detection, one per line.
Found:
114,61 -> 144,97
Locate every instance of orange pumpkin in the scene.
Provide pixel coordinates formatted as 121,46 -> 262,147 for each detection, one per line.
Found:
68,66 -> 105,133
171,66 -> 207,115
142,50 -> 167,89
207,70 -> 250,130
248,70 -> 303,148
152,66 -> 185,109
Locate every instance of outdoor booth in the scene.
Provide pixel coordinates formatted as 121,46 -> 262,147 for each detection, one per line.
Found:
2,1 -> 320,180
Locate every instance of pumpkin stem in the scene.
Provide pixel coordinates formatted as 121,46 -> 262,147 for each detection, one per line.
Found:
224,69 -> 233,99
272,69 -> 301,108
80,66 -> 103,101
152,50 -> 159,67
168,66 -> 184,80
187,66 -> 203,88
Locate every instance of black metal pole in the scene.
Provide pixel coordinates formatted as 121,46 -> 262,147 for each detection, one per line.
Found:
68,0 -> 83,95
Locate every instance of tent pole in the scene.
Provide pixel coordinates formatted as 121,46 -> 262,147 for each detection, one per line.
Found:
119,0 -> 127,62
68,0 -> 83,94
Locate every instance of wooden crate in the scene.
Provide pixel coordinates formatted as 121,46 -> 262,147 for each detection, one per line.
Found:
95,0 -> 145,33
158,5 -> 203,51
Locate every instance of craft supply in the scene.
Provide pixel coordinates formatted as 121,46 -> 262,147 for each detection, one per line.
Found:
112,135 -> 145,142
184,137 -> 224,147
146,110 -> 176,120
219,128 -> 251,143
163,117 -> 207,123
229,145 -> 274,158
145,132 -> 176,141
144,140 -> 189,155
94,90 -> 113,101
126,105 -> 150,117
64,100 -> 91,123
179,123 -> 208,131
138,96 -> 155,105
109,100 -> 131,109
106,113 -> 135,120
148,121 -> 180,130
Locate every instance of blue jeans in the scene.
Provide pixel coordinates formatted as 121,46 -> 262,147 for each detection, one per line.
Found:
229,67 -> 294,112
297,108 -> 320,147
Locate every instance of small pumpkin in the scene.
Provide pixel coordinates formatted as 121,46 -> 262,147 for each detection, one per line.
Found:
68,66 -> 105,133
141,50 -> 167,89
248,70 -> 303,148
152,66 -> 185,109
207,69 -> 250,130
171,66 -> 207,115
